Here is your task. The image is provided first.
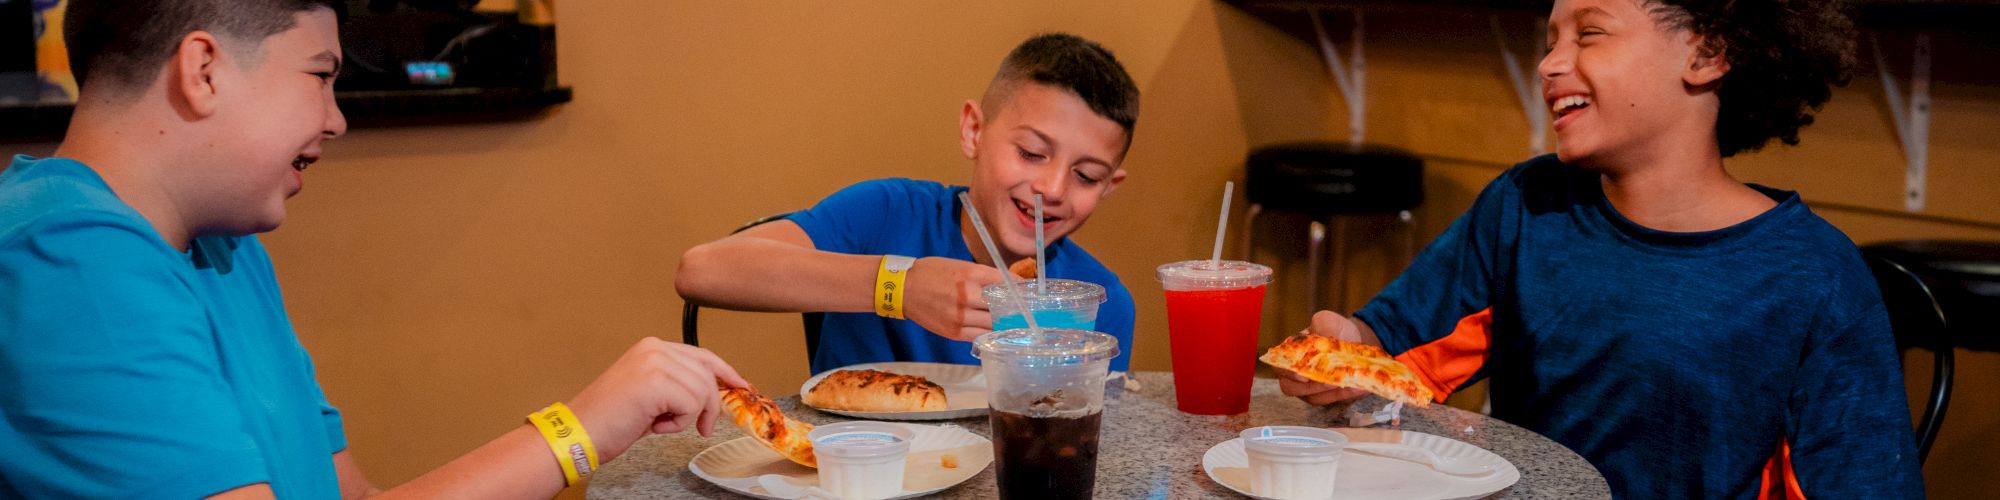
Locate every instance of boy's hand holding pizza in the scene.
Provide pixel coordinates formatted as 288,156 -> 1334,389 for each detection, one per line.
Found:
1272,311 -> 1434,407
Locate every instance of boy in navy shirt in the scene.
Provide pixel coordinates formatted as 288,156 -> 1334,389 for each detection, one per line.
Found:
678,33 -> 1142,373
1280,0 -> 1925,497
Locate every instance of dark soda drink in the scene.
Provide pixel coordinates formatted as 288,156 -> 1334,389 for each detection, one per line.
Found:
990,409 -> 1102,499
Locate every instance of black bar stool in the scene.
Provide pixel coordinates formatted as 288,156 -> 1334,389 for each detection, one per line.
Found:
1862,239 -> 2000,464
1242,141 -> 1424,314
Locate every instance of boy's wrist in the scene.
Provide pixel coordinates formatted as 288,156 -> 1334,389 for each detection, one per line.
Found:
874,255 -> 916,319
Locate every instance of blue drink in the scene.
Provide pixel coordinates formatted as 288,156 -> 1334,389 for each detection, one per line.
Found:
984,279 -> 1107,332
993,308 -> 1096,331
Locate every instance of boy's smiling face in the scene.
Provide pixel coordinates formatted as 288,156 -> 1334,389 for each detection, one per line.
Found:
191,8 -> 346,234
1540,0 -> 1717,169
959,82 -> 1128,262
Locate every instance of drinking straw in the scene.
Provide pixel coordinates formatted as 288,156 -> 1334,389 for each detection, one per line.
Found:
958,192 -> 1041,333
1034,194 -> 1047,286
1211,181 -> 1235,267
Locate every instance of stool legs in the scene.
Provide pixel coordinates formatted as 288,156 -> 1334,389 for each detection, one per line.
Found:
1308,220 -> 1326,316
1242,203 -> 1264,263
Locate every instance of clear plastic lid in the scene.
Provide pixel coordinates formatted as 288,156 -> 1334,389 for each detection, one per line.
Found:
1240,426 -> 1347,458
982,279 -> 1108,310
971,328 -> 1121,366
808,421 -> 914,459
1156,260 -> 1274,290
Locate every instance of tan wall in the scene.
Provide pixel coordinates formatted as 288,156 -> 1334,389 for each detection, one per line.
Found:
5,1 -> 1995,497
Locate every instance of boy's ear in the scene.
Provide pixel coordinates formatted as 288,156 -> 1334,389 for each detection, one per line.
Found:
1101,168 -> 1128,197
1683,35 -> 1729,88
171,31 -> 225,118
958,99 -> 983,160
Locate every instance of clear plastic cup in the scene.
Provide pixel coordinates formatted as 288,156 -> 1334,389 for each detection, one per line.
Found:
1157,260 -> 1273,415
973,328 -> 1120,500
983,279 -> 1107,331
809,421 -> 916,500
1241,426 -> 1346,500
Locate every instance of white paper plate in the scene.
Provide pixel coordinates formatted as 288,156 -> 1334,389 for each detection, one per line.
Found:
689,422 -> 993,500
798,362 -> 988,420
1202,429 -> 1520,500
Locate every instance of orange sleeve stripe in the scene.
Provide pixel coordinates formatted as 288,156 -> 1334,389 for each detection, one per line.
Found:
1757,440 -> 1807,500
1391,307 -> 1493,403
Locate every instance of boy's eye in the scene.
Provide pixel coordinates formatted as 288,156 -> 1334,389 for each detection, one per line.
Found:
312,72 -> 336,83
1073,169 -> 1103,185
1019,148 -> 1047,161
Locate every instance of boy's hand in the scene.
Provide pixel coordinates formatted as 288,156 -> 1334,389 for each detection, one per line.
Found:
565,338 -> 749,462
1278,311 -> 1374,406
906,256 -> 1004,342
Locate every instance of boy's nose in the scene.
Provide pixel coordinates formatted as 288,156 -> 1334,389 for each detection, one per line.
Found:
325,99 -> 348,139
1032,165 -> 1069,200
1538,46 -> 1572,81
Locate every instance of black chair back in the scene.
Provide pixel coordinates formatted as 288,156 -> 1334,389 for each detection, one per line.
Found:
1865,254 -> 1954,464
679,212 -> 823,362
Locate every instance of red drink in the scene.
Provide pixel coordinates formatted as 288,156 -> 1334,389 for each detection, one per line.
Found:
1157,260 -> 1272,415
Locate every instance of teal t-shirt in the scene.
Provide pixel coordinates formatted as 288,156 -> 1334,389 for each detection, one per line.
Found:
0,156 -> 345,498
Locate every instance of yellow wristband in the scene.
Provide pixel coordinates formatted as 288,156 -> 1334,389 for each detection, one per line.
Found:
528,402 -> 600,486
875,255 -> 915,319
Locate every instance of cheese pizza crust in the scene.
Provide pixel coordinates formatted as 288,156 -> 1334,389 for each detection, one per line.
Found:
1008,258 -> 1038,279
1260,334 -> 1436,407
720,386 -> 817,467
803,369 -> 948,412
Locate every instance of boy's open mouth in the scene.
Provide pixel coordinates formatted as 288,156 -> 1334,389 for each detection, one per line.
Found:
1551,95 -> 1592,120
292,155 -> 318,171
1014,199 -> 1062,229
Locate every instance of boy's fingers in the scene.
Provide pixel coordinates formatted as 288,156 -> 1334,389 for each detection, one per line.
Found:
686,346 -> 749,389
697,394 -> 719,437
1305,387 -> 1367,406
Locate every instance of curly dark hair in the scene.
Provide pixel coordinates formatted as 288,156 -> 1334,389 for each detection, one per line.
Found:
1645,0 -> 1857,157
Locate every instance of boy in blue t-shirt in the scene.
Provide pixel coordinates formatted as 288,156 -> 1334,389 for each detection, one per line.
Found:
677,33 -> 1141,373
1280,0 -> 1925,498
2,2 -> 746,497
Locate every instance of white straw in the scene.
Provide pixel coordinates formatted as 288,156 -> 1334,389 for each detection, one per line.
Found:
959,192 -> 1041,332
1211,181 -> 1234,267
1034,194 -> 1047,286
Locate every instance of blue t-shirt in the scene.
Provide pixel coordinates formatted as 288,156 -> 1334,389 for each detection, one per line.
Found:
1356,155 -> 1924,498
787,178 -> 1136,373
0,156 -> 345,498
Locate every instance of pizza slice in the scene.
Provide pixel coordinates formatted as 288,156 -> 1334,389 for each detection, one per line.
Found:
1259,334 -> 1436,407
719,386 -> 817,467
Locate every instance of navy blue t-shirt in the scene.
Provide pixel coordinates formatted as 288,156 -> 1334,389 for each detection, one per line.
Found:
1356,155 -> 1923,498
788,178 -> 1135,374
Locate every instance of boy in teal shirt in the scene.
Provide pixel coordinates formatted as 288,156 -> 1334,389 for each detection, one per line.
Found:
1,1 -> 746,497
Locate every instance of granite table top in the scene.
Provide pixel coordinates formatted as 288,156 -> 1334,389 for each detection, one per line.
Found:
588,371 -> 1610,499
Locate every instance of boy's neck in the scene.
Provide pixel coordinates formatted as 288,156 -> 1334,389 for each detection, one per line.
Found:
53,103 -> 199,251
1594,142 -> 1777,233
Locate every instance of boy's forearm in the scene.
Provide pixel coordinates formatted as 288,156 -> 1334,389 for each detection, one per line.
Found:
372,425 -> 564,499
675,237 -> 877,313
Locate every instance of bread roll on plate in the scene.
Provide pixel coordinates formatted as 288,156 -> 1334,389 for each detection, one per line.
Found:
803,369 -> 948,412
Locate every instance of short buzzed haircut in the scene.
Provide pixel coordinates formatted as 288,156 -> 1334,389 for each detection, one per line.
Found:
64,0 -> 345,96
981,33 -> 1141,150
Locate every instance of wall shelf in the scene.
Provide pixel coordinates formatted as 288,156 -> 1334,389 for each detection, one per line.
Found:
0,85 -> 572,141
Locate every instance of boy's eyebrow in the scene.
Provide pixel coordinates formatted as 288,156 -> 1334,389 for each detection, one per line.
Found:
311,50 -> 343,73
1574,6 -> 1611,20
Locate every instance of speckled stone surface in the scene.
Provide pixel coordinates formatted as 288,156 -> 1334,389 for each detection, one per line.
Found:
588,371 -> 1610,499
